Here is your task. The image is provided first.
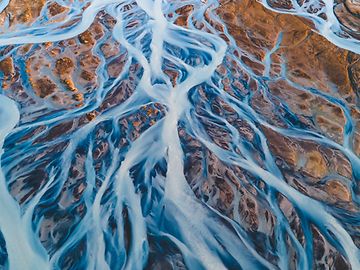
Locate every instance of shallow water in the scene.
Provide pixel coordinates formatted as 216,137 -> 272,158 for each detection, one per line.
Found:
0,0 -> 359,269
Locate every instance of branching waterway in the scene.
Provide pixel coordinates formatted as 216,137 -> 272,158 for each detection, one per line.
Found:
0,0 -> 359,269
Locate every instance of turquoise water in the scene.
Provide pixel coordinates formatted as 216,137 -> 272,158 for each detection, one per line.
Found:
0,0 -> 359,269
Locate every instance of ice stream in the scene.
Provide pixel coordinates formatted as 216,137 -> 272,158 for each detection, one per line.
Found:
0,0 -> 359,269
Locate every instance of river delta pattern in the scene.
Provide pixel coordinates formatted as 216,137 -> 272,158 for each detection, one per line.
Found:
0,0 -> 359,269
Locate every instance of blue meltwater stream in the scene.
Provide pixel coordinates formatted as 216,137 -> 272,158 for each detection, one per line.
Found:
0,0 -> 359,269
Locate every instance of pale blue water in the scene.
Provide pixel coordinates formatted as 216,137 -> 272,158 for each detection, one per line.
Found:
0,0 -> 359,269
